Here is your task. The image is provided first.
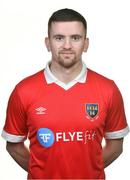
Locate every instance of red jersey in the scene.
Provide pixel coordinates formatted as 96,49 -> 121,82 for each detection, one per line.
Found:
2,64 -> 129,179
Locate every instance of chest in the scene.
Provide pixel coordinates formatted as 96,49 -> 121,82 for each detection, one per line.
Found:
26,84 -> 108,133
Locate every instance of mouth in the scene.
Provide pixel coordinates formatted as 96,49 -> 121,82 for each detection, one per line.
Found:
59,51 -> 75,54
60,53 -> 75,56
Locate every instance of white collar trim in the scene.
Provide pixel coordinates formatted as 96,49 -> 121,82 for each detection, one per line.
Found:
44,62 -> 87,90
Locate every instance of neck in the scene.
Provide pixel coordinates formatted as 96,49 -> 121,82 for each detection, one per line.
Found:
49,61 -> 83,84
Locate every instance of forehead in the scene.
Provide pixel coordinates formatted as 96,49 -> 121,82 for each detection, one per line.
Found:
49,21 -> 85,36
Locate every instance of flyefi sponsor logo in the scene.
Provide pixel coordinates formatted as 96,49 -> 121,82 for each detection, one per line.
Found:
37,128 -> 55,148
37,128 -> 96,148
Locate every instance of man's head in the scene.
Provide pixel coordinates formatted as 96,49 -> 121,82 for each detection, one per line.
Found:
48,8 -> 87,37
45,8 -> 89,69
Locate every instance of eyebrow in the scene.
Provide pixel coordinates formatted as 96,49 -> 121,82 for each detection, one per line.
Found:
71,34 -> 83,38
52,34 -> 83,38
53,34 -> 64,38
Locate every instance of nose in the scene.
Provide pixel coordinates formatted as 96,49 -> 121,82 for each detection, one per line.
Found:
63,38 -> 72,49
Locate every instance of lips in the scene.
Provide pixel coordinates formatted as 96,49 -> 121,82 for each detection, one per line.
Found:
59,51 -> 74,54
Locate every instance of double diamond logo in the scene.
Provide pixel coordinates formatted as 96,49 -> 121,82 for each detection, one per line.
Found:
35,107 -> 46,114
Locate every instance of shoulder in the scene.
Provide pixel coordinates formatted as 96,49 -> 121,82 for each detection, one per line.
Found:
18,69 -> 44,85
87,68 -> 115,87
88,69 -> 112,82
87,68 -> 121,97
16,70 -> 44,89
12,70 -> 45,98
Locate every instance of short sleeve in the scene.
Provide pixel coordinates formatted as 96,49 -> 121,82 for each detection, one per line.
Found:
1,86 -> 28,142
104,82 -> 129,139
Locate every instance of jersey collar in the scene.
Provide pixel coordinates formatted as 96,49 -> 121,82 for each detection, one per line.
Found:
44,62 -> 87,90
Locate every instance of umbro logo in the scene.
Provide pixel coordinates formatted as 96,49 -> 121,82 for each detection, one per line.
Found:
35,107 -> 46,114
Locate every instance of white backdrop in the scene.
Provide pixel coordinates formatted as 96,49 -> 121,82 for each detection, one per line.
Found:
0,0 -> 130,179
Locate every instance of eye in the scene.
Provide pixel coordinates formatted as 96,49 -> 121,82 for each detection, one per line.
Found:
71,35 -> 82,41
54,35 -> 64,41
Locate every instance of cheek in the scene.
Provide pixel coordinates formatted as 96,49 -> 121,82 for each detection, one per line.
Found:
75,46 -> 85,55
50,45 -> 58,54
50,42 -> 62,52
74,42 -> 85,50
50,46 -> 61,58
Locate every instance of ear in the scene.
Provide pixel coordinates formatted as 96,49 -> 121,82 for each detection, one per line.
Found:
83,38 -> 89,52
45,37 -> 51,52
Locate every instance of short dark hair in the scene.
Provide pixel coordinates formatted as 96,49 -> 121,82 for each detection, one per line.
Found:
48,8 -> 87,36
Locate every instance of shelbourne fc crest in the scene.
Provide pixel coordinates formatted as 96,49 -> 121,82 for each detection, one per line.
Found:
85,104 -> 99,119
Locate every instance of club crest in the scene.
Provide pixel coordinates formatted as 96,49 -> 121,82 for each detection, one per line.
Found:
85,104 -> 99,119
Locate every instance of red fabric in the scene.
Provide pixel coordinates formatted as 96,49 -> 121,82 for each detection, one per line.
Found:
3,69 -> 128,179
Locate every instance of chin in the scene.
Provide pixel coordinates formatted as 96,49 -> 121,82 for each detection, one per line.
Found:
59,59 -> 77,69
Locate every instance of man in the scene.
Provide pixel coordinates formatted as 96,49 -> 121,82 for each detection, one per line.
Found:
1,8 -> 129,179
